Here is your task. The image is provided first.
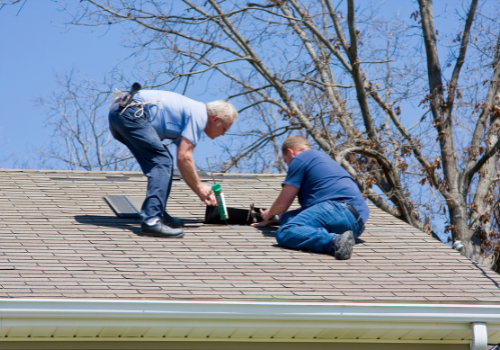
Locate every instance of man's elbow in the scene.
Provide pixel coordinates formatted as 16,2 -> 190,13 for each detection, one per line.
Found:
177,152 -> 193,165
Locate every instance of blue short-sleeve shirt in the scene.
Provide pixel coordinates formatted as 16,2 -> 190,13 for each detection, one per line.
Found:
133,90 -> 207,146
283,149 -> 369,223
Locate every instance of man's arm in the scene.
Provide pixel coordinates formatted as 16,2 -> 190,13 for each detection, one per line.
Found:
177,137 -> 216,205
252,184 -> 299,227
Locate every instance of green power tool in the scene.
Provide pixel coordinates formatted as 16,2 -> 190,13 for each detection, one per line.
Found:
207,159 -> 229,222
211,182 -> 229,221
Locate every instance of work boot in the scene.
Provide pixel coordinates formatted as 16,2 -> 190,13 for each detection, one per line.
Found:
161,212 -> 185,228
333,230 -> 354,260
140,221 -> 184,238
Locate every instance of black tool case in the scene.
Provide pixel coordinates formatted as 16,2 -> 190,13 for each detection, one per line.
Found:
204,206 -> 264,225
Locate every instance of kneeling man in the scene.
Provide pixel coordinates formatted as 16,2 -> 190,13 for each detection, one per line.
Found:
253,136 -> 369,260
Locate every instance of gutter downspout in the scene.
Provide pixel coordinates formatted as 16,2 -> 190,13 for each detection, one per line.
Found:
471,322 -> 487,350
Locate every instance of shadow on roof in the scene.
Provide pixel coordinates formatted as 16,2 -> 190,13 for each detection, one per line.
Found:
251,226 -> 278,238
472,262 -> 500,289
74,215 -> 141,234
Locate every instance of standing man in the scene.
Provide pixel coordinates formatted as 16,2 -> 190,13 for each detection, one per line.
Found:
253,136 -> 369,260
109,90 -> 237,238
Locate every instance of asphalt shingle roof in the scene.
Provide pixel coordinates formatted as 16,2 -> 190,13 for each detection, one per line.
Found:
1,169 -> 500,302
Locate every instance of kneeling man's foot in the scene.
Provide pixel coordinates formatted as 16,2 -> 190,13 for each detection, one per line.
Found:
140,222 -> 184,238
162,213 -> 185,228
333,230 -> 354,260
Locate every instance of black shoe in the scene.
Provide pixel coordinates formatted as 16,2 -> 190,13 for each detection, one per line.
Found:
161,213 -> 185,228
140,221 -> 184,238
333,230 -> 354,260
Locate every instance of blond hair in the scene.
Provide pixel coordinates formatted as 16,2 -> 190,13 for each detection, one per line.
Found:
206,100 -> 238,124
282,135 -> 311,154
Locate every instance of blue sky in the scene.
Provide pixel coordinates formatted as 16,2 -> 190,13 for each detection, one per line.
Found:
2,0 -> 466,169
1,0 -> 256,169
0,0 -> 435,169
0,1 -> 130,167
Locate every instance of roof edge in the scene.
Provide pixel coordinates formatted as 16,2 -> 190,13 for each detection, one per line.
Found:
1,299 -> 500,324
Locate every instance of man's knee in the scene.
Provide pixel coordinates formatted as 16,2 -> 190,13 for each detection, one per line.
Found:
275,224 -> 297,246
153,152 -> 173,169
275,226 -> 286,246
142,143 -> 173,168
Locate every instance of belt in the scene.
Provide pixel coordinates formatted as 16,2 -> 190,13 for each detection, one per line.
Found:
120,103 -> 148,120
344,203 -> 364,229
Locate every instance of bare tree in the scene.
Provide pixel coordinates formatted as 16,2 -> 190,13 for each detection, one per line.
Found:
71,0 -> 500,268
0,0 -> 23,5
37,70 -> 138,171
415,0 -> 500,265
218,95 -> 299,173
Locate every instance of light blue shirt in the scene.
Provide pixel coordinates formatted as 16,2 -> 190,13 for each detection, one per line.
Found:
133,90 -> 207,146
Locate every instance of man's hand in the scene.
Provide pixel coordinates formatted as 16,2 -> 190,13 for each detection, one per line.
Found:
251,220 -> 271,227
198,183 -> 217,206
250,185 -> 299,227
260,208 -> 271,221
251,209 -> 275,227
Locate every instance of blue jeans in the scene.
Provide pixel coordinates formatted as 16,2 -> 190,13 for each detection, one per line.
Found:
109,103 -> 173,223
276,200 -> 363,254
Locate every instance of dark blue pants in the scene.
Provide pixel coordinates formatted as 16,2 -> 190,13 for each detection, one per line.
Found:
276,201 -> 363,254
109,103 -> 173,223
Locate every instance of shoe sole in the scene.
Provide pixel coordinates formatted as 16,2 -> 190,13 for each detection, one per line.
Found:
163,223 -> 185,228
138,231 -> 185,238
334,231 -> 354,260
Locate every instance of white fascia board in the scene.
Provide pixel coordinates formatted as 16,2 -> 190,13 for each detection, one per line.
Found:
1,299 -> 500,326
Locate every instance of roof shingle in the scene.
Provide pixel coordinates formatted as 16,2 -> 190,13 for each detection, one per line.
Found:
0,169 -> 499,302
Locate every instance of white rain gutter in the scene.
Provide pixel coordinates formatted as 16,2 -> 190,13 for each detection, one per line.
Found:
0,299 -> 496,346
0,299 -> 499,323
